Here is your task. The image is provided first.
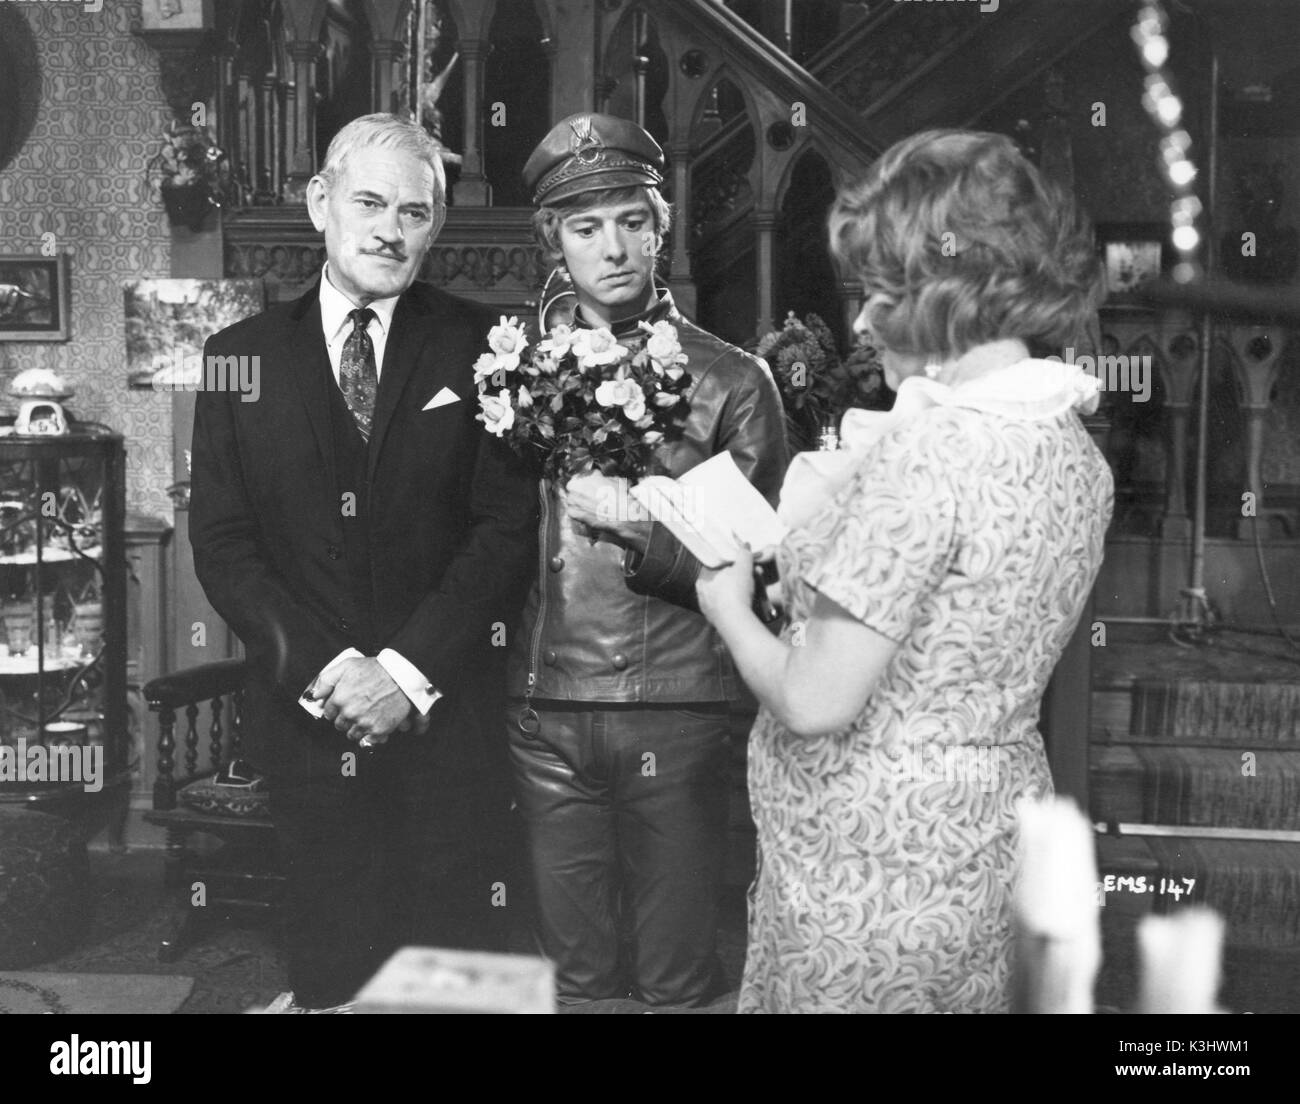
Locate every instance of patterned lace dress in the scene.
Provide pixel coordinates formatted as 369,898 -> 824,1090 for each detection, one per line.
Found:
740,401 -> 1113,1013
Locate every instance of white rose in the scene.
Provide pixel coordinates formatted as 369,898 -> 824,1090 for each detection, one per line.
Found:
623,390 -> 646,421
487,315 -> 528,371
594,379 -> 626,408
537,323 -> 578,359
478,392 -> 515,436
640,321 -> 682,368
473,352 -> 501,389
594,377 -> 645,420
572,327 -> 627,367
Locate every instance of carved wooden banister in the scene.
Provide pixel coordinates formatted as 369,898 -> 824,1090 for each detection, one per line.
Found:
145,659 -> 248,711
662,0 -> 882,167
146,660 -> 249,812
688,0 -> 1122,264
689,7 -> 881,186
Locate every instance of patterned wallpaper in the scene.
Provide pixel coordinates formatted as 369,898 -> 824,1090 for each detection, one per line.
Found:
0,2 -> 174,520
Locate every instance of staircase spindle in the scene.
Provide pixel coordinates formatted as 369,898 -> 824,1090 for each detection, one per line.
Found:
232,687 -> 245,758
154,705 -> 177,812
210,696 -> 224,774
184,702 -> 199,778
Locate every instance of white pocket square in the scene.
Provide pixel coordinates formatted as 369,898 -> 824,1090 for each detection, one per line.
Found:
423,387 -> 461,411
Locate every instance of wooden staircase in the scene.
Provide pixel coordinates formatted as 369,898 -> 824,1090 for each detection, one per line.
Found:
1090,625 -> 1300,1012
688,0 -> 1129,342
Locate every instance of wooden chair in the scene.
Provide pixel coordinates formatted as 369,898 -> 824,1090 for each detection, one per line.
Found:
142,659 -> 283,961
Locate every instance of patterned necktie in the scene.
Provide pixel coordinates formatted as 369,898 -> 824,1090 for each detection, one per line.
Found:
340,306 -> 378,442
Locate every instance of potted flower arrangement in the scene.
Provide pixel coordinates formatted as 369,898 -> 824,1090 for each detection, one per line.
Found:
145,122 -> 235,231
754,311 -> 890,451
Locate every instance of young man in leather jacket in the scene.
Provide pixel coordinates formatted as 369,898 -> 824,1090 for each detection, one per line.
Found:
507,113 -> 788,1006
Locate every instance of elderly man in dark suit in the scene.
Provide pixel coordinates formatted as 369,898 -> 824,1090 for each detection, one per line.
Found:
190,113 -> 537,1008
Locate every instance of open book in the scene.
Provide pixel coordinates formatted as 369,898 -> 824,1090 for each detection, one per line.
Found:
630,451 -> 788,568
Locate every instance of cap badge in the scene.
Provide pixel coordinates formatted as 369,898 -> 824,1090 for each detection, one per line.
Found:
568,116 -> 605,165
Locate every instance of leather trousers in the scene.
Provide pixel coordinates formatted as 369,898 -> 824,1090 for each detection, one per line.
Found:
507,702 -> 731,1006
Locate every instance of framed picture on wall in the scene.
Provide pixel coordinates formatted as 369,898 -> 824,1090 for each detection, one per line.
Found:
139,0 -> 213,32
124,278 -> 265,390
0,254 -> 71,342
1096,223 -> 1168,304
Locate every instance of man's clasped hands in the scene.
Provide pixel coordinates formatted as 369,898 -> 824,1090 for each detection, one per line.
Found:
305,657 -> 430,748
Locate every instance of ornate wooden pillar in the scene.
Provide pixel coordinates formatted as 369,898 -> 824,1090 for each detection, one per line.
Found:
1162,401 -> 1194,537
1155,313 -> 1200,540
631,9 -> 649,130
541,35 -> 559,122
665,140 -> 696,318
214,40 -> 238,178
275,78 -> 291,199
754,209 -> 777,336
283,81 -> 297,194
455,39 -> 492,206
238,71 -> 256,199
373,39 -> 403,115
1039,70 -> 1075,190
1106,310 -> 1198,540
1225,324 -> 1287,537
284,40 -> 323,201
255,75 -> 278,203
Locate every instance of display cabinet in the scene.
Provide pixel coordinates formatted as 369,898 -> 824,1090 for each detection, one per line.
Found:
0,425 -> 129,832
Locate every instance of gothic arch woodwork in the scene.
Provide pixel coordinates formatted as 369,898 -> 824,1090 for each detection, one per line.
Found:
776,148 -> 841,346
483,0 -> 552,205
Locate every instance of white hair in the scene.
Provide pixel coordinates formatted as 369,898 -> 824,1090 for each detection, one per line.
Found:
318,113 -> 447,204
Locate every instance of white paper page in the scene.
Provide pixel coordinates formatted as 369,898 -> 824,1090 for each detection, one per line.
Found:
631,451 -> 788,568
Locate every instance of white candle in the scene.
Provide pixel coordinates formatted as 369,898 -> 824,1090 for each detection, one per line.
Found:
1013,795 -> 1102,1014
1137,908 -> 1225,1014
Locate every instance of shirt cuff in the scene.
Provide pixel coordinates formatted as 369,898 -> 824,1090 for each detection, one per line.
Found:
298,648 -> 365,718
377,648 -> 442,716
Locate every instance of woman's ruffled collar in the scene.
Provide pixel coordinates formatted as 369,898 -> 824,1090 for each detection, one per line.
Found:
778,359 -> 1100,528
840,357 -> 1099,449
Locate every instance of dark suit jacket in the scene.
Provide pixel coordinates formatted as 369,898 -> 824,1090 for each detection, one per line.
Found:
189,279 -> 538,778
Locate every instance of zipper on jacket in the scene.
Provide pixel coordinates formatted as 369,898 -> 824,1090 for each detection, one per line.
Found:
518,479 -> 548,737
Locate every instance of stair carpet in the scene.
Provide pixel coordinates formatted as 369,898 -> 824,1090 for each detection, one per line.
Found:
1089,629 -> 1300,1011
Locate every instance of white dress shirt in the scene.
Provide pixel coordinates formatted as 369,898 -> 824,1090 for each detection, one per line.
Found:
299,264 -> 441,722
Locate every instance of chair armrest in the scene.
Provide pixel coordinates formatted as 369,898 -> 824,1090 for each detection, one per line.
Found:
145,659 -> 249,711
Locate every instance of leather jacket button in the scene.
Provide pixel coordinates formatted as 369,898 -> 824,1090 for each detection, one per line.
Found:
548,556 -> 564,572
611,652 -> 628,670
338,616 -> 352,632
327,544 -> 341,560
543,650 -> 557,666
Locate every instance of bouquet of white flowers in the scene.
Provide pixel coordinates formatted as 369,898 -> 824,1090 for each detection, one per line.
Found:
474,314 -> 692,482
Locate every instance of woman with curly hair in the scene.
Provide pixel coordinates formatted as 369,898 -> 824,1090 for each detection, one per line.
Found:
695,129 -> 1114,1013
